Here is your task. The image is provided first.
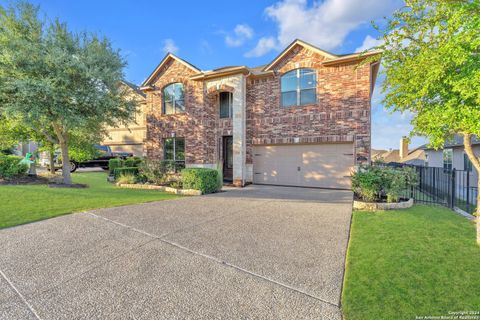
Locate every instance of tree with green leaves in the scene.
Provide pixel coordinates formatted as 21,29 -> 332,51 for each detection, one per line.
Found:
369,0 -> 480,243
0,2 -> 136,184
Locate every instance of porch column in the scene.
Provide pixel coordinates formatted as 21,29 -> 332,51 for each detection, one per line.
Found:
232,75 -> 246,187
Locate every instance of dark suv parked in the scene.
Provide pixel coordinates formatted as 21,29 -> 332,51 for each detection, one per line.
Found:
51,145 -> 133,172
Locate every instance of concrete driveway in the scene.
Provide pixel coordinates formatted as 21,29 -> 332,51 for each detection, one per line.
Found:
0,185 -> 353,320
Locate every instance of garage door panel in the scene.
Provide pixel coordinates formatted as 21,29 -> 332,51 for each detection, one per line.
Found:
253,144 -> 353,189
254,146 -> 301,185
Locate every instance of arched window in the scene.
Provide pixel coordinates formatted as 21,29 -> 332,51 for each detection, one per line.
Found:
163,83 -> 185,114
280,68 -> 316,107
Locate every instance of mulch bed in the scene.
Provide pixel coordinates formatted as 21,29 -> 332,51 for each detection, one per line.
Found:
0,175 -> 51,185
353,194 -> 410,203
0,174 -> 87,188
47,183 -> 88,188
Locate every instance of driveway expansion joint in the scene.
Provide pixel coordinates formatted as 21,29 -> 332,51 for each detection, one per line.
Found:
87,211 -> 340,308
0,268 -> 42,320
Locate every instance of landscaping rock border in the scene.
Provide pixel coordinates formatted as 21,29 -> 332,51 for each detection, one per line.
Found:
353,198 -> 414,211
117,183 -> 202,196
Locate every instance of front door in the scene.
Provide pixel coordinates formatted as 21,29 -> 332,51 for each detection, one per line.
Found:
223,136 -> 233,181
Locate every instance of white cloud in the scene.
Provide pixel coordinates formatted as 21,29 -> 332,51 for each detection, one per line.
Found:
199,40 -> 213,55
244,37 -> 278,57
162,39 -> 179,54
355,35 -> 383,52
225,24 -> 254,47
247,0 -> 400,56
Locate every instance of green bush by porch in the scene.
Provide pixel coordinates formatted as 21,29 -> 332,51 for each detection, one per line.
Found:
113,167 -> 139,179
181,168 -> 219,194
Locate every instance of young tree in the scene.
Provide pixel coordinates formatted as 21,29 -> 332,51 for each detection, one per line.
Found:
0,2 -> 136,184
370,0 -> 480,243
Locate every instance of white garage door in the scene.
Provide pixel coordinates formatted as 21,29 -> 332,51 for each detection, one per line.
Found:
253,143 -> 354,189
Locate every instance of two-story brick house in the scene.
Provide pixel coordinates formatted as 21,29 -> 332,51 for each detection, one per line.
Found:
140,39 -> 380,189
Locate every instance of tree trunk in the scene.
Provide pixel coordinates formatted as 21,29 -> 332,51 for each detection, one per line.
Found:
463,133 -> 480,245
49,150 -> 56,174
59,140 -> 72,184
52,123 -> 72,185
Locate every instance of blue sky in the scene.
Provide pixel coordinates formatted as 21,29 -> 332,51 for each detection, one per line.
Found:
3,0 -> 426,150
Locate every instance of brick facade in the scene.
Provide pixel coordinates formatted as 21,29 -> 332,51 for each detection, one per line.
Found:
246,44 -> 371,164
144,42 -> 376,180
145,59 -> 216,164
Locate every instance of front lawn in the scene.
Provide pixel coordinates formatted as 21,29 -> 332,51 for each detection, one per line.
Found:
0,172 -> 179,229
342,205 -> 480,320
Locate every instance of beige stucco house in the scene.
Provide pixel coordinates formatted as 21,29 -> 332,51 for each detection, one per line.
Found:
103,81 -> 147,156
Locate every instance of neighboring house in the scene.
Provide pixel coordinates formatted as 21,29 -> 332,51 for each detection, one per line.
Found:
140,39 -> 381,188
13,141 -> 38,157
372,137 -> 426,166
423,135 -> 478,183
102,81 -> 147,156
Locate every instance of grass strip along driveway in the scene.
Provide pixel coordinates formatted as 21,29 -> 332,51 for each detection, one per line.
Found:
342,205 -> 480,320
0,172 -> 179,229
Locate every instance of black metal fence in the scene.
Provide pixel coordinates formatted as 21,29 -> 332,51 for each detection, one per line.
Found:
388,164 -> 478,214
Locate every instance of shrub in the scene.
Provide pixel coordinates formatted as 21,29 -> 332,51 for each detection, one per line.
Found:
124,157 -> 142,168
116,173 -> 136,184
351,167 -> 384,202
182,168 -> 219,194
384,166 -> 418,203
113,167 -> 139,179
170,179 -> 183,189
138,159 -> 181,185
108,158 -> 124,174
352,166 -> 418,203
0,154 -> 28,179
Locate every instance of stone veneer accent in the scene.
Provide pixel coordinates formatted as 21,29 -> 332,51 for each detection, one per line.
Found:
353,198 -> 414,211
205,75 -> 247,186
144,44 -> 375,186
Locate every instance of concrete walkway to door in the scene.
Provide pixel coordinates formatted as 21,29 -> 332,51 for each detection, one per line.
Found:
0,185 -> 353,320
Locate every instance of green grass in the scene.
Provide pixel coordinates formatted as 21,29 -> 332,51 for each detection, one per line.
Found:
0,172 -> 179,229
342,205 -> 480,320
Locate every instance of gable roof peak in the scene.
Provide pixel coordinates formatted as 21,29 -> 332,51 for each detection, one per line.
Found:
141,53 -> 201,88
263,38 -> 382,71
263,39 -> 338,72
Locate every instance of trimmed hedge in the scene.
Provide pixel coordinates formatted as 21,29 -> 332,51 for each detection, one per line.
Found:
0,154 -> 28,179
113,167 -> 139,179
108,158 -> 124,174
124,156 -> 142,168
182,168 -> 219,194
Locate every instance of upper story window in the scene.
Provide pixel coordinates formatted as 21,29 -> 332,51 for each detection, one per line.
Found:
443,148 -> 453,171
163,83 -> 185,114
219,92 -> 233,119
280,68 -> 316,107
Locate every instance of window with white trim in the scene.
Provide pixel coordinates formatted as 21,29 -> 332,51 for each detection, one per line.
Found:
163,83 -> 185,114
280,68 -> 316,107
164,137 -> 185,165
443,149 -> 453,170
